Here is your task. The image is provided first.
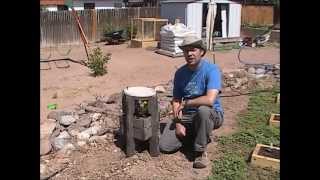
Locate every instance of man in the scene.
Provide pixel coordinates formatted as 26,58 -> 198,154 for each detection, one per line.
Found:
159,36 -> 224,169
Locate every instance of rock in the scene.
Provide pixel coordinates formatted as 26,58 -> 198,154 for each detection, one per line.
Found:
227,73 -> 234,78
77,141 -> 87,147
53,131 -> 71,150
255,74 -> 268,79
155,86 -> 166,93
89,135 -> 107,143
40,164 -> 47,175
40,138 -> 52,156
224,87 -> 232,92
97,127 -> 110,136
274,64 -> 280,69
91,113 -> 102,121
105,134 -> 114,141
69,129 -> 80,137
77,109 -> 86,115
40,121 -> 56,139
55,123 -> 67,132
77,115 -> 92,128
255,68 -> 266,75
90,125 -> 102,135
273,69 -> 280,75
47,111 -> 60,120
77,131 -> 91,141
248,67 -> 256,74
247,73 -> 256,79
57,143 -> 75,156
64,143 -> 75,151
84,106 -> 106,113
106,93 -> 121,104
233,70 -> 247,78
47,111 -> 71,121
59,115 -> 77,126
266,71 -> 273,75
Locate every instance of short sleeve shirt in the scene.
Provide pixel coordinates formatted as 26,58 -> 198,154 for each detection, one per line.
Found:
173,59 -> 223,113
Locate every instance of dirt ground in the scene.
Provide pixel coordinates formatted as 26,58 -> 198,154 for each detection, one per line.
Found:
40,42 -> 279,179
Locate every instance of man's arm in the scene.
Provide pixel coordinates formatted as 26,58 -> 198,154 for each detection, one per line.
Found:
172,97 -> 182,119
182,89 -> 219,108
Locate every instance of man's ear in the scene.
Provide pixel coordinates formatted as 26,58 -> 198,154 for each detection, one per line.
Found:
200,49 -> 205,57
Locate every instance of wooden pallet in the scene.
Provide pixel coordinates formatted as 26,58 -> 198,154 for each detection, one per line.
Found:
155,49 -> 184,58
251,144 -> 280,170
269,113 -> 280,127
130,39 -> 158,48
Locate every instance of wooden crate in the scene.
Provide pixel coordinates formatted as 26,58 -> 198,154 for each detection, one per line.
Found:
130,39 -> 158,48
251,144 -> 280,170
269,113 -> 280,127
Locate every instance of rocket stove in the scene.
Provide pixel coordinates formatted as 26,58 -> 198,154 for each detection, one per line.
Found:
121,86 -> 160,157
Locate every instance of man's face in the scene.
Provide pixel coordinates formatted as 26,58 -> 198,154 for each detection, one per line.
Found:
183,47 -> 204,66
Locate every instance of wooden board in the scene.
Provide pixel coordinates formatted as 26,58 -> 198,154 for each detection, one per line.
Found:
269,113 -> 280,128
130,40 -> 158,48
155,49 -> 184,58
251,144 -> 280,170
275,93 -> 280,104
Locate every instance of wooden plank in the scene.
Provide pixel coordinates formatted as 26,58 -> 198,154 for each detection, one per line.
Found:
130,40 -> 158,48
275,93 -> 280,104
125,95 -> 136,157
269,113 -> 280,128
149,95 -> 160,157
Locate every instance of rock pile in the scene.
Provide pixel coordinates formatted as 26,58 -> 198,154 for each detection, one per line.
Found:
223,63 -> 280,91
41,96 -> 122,156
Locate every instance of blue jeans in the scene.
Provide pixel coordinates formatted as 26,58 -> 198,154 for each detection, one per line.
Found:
159,106 -> 224,153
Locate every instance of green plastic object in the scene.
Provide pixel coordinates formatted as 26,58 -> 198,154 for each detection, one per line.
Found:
47,104 -> 57,110
64,0 -> 73,8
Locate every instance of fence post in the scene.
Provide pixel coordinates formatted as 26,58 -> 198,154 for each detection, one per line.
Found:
91,9 -> 97,42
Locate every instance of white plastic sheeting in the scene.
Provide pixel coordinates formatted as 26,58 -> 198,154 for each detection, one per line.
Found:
160,23 -> 196,53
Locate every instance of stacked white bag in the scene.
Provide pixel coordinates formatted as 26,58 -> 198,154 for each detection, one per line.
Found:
160,23 -> 197,54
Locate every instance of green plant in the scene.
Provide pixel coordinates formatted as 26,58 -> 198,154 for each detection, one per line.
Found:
209,152 -> 247,180
125,25 -> 137,40
103,23 -> 118,35
209,86 -> 280,179
87,47 -> 111,76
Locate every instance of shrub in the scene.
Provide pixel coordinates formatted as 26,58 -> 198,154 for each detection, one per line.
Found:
87,47 -> 111,76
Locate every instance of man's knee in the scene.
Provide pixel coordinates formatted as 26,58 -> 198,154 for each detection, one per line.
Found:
159,139 -> 180,153
197,106 -> 211,118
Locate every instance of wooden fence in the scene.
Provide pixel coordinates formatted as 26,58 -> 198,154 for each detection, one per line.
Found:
40,7 -> 160,47
241,5 -> 274,26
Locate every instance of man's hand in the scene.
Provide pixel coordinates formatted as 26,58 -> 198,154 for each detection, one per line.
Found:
175,123 -> 186,137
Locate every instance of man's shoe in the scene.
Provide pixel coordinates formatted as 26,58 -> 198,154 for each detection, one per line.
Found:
193,151 -> 209,169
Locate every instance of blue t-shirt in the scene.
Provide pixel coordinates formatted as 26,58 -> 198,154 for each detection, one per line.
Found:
173,59 -> 223,113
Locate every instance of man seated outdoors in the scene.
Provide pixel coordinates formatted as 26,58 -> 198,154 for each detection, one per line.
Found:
159,36 -> 224,169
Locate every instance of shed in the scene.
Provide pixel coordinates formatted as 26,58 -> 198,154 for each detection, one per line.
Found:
160,0 -> 242,44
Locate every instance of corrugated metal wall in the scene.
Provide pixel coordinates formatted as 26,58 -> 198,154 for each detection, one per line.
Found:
228,3 -> 241,37
187,2 -> 203,38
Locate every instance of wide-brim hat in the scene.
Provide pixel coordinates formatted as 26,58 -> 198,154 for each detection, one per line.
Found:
178,36 -> 207,55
